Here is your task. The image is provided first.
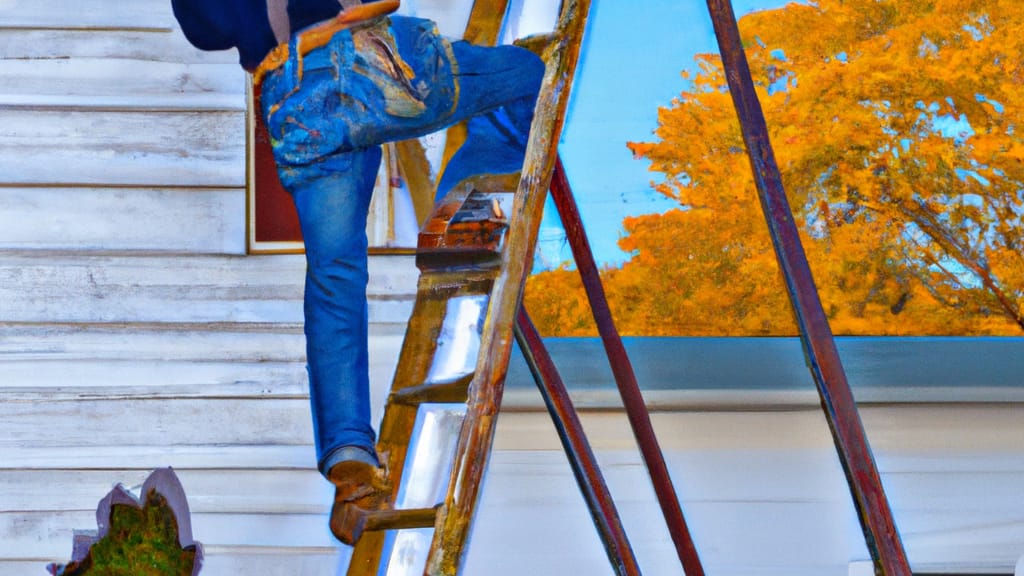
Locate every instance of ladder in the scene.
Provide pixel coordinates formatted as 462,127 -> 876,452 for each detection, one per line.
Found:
335,0 -> 915,574
339,1 -> 595,574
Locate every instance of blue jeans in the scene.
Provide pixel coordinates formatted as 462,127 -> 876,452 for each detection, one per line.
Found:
260,15 -> 543,475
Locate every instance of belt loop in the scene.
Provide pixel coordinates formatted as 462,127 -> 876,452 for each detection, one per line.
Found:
282,30 -> 301,88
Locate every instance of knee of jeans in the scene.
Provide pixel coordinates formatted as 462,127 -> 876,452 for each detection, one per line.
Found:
276,150 -> 357,193
520,48 -> 545,88
503,48 -> 544,134
494,45 -> 544,99
305,269 -> 368,316
307,252 -> 368,290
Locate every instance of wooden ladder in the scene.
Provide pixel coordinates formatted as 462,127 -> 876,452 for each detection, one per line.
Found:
343,1 -> 593,574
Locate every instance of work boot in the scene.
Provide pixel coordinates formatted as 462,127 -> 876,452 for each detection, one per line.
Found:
327,460 -> 392,545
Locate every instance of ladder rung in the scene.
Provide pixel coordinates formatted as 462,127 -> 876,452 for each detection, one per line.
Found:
337,504 -> 440,544
390,374 -> 473,406
363,506 -> 439,531
415,247 -> 502,271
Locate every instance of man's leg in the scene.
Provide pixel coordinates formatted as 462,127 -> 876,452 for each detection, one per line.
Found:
435,40 -> 544,199
260,26 -> 391,474
279,148 -> 383,473
276,24 -> 544,467
447,40 -> 543,135
344,16 -> 544,153
279,146 -> 395,545
258,16 -> 545,545
435,108 -> 533,201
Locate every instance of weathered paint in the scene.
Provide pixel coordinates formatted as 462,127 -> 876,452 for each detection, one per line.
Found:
704,1 -> 911,574
514,308 -> 642,576
550,157 -> 705,576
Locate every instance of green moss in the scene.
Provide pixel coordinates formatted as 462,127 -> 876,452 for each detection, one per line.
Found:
61,491 -> 196,576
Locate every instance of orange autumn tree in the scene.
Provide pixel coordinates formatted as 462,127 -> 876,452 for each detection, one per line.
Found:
525,0 -> 1023,336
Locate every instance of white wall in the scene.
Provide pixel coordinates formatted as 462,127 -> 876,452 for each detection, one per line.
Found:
0,0 -> 412,572
0,0 -> 247,254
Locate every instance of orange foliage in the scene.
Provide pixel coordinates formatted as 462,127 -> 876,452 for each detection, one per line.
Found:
526,0 -> 1023,337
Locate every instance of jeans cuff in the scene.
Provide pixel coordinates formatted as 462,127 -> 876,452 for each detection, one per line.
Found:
320,445 -> 380,477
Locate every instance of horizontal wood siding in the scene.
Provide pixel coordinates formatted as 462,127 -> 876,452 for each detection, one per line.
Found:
0,1 -> 378,572
0,254 -> 417,324
0,0 -> 246,251
0,29 -> 244,109
0,109 -> 245,187
0,188 -> 246,253
1,410 -> 1022,574
0,0 -> 177,30
0,556 -> 341,576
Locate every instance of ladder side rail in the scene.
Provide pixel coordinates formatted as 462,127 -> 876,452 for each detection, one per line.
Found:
346,276 -> 463,576
549,157 -> 707,576
704,1 -> 912,574
425,0 -> 594,572
461,0 -> 512,45
514,307 -> 643,576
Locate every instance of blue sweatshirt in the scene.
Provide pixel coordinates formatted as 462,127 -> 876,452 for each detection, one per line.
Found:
172,0 -> 379,71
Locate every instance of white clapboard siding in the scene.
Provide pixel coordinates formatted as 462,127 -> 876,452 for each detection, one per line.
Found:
2,396 -> 395,465
0,0 -> 177,30
0,28 -> 244,110
195,552 -> 341,575
482,415 -> 1024,575
0,187 -> 246,253
1,362 -> 309,398
490,406 -> 1024,467
0,554 -> 341,576
0,322 -> 306,363
0,28 -> 236,64
1,1 -> 427,574
1,445 -> 317,471
0,58 -> 245,110
860,404 -> 1024,455
1,397 -> 313,449
0,253 -> 418,324
0,109 -> 245,187
0,322 -> 405,399
6,408 -> 1020,471
0,511 -> 340,557
0,469 -> 332,515
3,413 -> 1023,574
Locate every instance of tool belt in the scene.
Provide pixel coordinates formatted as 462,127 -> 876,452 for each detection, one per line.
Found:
253,0 -> 401,86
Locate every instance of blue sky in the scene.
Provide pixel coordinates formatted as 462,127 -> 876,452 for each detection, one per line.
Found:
540,0 -> 788,269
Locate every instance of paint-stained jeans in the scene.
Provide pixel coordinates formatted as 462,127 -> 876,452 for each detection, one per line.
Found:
260,15 -> 543,475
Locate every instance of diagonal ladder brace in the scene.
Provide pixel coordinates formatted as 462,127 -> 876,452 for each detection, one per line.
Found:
705,1 -> 912,574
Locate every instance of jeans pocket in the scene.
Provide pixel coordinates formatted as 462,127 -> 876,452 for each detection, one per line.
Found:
351,23 -> 429,119
264,36 -> 360,167
267,80 -> 357,166
264,16 -> 460,164
340,17 -> 458,148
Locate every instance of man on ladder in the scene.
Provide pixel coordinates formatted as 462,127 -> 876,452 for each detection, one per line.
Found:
170,0 -> 543,546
